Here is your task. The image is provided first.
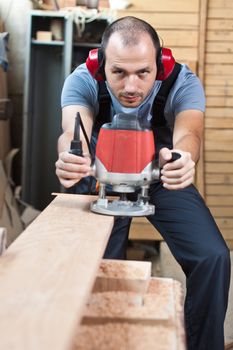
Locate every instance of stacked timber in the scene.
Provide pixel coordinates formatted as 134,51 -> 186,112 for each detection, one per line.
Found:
0,194 -> 186,349
74,259 -> 186,350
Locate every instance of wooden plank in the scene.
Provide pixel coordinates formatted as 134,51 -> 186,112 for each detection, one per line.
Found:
209,207 -> 233,217
169,48 -> 198,61
129,228 -> 162,241
205,63 -> 233,76
216,218 -> 233,229
126,0 -> 199,12
205,116 -> 233,129
75,321 -> 181,349
84,279 -> 181,324
92,259 -> 152,294
205,173 -> 233,184
205,75 -> 233,86
208,8 -> 233,18
206,185 -> 233,195
159,30 -> 198,47
226,240 -> 233,250
206,129 -> 233,140
206,196 -> 233,206
205,151 -> 233,162
205,140 -> 233,151
74,278 -> 186,350
0,193 -> 113,350
198,0 -> 208,83
209,0 -> 233,8
205,86 -> 233,97
129,217 -> 163,241
205,107 -> 233,117
206,162 -> 233,173
206,41 -> 233,53
207,19 -> 233,30
206,53 -> 233,64
217,229 -> 233,240
196,0 -> 208,197
207,30 -> 233,41
116,12 -> 199,29
206,96 -> 233,107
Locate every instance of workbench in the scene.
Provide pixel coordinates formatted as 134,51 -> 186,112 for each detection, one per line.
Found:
0,194 -> 186,349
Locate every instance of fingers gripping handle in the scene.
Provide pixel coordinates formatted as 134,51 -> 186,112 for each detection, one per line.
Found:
158,151 -> 181,179
153,152 -> 181,181
168,152 -> 181,163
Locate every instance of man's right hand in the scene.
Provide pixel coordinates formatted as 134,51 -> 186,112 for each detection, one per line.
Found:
55,151 -> 92,188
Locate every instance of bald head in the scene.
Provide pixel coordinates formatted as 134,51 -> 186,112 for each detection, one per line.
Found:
101,16 -> 161,60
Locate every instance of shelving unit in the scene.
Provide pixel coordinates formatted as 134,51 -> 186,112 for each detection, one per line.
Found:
22,9 -> 111,210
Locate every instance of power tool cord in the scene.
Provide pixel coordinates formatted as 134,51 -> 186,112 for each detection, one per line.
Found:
79,115 -> 95,194
79,116 -> 94,166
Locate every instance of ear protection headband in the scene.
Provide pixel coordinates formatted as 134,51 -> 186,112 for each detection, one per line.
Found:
86,47 -> 175,81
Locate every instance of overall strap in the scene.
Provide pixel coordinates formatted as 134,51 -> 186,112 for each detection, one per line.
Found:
152,63 -> 182,127
95,63 -> 182,132
93,80 -> 111,132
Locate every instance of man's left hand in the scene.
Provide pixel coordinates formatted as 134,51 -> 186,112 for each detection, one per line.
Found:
159,147 -> 195,190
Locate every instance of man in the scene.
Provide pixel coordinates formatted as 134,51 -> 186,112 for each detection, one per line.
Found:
55,16 -> 230,350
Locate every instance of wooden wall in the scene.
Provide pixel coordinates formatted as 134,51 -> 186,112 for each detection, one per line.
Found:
117,0 -> 201,65
205,0 -> 233,248
116,0 -> 233,247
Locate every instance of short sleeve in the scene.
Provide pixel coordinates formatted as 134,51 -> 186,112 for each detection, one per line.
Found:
168,65 -> 206,116
61,63 -> 99,115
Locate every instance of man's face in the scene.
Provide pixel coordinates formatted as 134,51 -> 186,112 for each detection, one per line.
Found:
104,32 -> 157,108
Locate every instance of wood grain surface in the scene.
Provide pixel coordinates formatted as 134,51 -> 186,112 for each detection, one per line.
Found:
0,194 -> 113,350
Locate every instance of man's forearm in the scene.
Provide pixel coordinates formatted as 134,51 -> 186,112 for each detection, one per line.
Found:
58,131 -> 73,154
173,132 -> 202,163
172,110 -> 204,163
58,130 -> 91,157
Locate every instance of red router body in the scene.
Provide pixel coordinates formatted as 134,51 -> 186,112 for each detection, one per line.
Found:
94,113 -> 158,191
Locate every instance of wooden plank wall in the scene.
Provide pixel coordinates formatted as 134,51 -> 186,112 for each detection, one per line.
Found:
117,0 -> 233,247
205,0 -> 233,248
117,0 -> 200,65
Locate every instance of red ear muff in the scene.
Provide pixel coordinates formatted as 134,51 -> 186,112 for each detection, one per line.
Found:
156,47 -> 175,80
86,48 -> 105,81
86,47 -> 176,81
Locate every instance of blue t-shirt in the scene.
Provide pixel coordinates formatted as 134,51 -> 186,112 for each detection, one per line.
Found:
61,63 -> 205,131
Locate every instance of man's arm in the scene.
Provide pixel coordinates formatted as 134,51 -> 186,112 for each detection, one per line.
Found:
159,109 -> 204,190
55,105 -> 94,188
